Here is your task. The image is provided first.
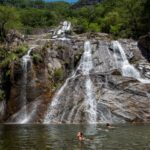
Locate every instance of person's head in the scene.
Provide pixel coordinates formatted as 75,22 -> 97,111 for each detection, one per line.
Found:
77,132 -> 83,137
80,132 -> 83,137
106,123 -> 110,127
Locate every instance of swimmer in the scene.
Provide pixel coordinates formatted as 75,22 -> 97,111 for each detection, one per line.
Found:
106,123 -> 116,129
77,132 -> 85,141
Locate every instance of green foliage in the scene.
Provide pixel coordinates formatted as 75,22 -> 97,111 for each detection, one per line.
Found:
75,19 -> 89,34
88,23 -> 99,32
0,53 -> 17,67
0,44 -> 28,68
20,9 -> 56,28
100,11 -> 122,34
14,44 -> 28,56
32,53 -> 43,64
0,0 -> 149,39
53,68 -> 64,82
0,5 -> 21,41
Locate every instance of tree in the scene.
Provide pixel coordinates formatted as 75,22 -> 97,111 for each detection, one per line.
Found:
88,23 -> 99,32
140,0 -> 150,35
0,6 -> 21,42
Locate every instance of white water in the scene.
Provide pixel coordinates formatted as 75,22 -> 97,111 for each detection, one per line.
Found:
53,21 -> 71,40
43,71 -> 77,123
44,41 -> 97,124
57,21 -> 71,35
13,47 -> 34,123
0,100 -> 6,117
112,41 -> 150,84
72,41 -> 97,123
81,41 -> 97,123
8,100 -> 41,124
84,78 -> 97,123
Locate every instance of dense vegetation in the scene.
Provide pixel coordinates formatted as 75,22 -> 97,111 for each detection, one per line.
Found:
0,0 -> 149,41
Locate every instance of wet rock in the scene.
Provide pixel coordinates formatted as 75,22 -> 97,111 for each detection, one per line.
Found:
3,31 -> 150,124
138,33 -> 150,62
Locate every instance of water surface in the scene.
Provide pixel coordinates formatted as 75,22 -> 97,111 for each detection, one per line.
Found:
0,124 -> 150,150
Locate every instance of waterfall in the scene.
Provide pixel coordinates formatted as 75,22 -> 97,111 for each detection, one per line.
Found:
112,41 -> 150,84
53,21 -> 71,40
0,100 -> 6,118
57,21 -> 71,35
44,41 -> 97,124
78,41 -> 97,123
7,100 -> 41,124
10,47 -> 34,123
43,71 -> 77,124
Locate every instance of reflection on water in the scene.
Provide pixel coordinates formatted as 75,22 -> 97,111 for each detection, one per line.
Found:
0,124 -> 150,150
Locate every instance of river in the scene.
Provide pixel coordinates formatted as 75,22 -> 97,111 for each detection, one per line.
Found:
0,124 -> 150,150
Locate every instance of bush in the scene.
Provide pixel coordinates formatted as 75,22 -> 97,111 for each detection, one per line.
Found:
0,5 -> 21,42
75,19 -> 89,34
53,68 -> 64,82
88,23 -> 99,32
0,53 -> 17,68
14,44 -> 28,56
0,44 -> 28,68
32,53 -> 43,64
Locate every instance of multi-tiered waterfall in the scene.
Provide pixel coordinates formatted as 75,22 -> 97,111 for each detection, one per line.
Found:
112,41 -> 150,84
3,20 -> 150,124
44,41 -> 97,124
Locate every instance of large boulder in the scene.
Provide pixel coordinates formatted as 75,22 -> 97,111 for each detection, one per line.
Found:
138,33 -> 150,62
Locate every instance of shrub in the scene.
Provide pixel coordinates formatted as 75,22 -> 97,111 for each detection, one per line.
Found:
15,44 -> 28,56
88,23 -> 99,32
32,53 -> 43,64
53,68 -> 64,82
0,53 -> 17,68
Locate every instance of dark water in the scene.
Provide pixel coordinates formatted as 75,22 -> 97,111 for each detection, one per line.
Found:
0,124 -> 150,150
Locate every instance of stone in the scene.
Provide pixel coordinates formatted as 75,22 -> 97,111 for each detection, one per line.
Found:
138,33 -> 150,62
1,30 -> 150,124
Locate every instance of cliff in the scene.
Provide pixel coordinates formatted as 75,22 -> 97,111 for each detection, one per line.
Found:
0,22 -> 150,124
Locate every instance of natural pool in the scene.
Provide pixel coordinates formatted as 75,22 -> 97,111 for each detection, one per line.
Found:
0,124 -> 150,150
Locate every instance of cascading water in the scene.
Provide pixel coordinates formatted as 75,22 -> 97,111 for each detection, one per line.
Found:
77,41 -> 97,123
44,41 -> 97,124
10,47 -> 34,123
57,21 -> 71,35
0,100 -> 6,118
43,72 -> 76,124
8,100 -> 41,124
112,41 -> 150,84
53,21 -> 71,40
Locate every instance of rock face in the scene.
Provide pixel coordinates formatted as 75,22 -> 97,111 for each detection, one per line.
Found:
1,27 -> 150,124
43,35 -> 150,124
138,33 -> 150,62
4,32 -> 84,123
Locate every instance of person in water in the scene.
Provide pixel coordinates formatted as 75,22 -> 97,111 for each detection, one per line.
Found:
77,132 -> 85,141
106,123 -> 116,129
